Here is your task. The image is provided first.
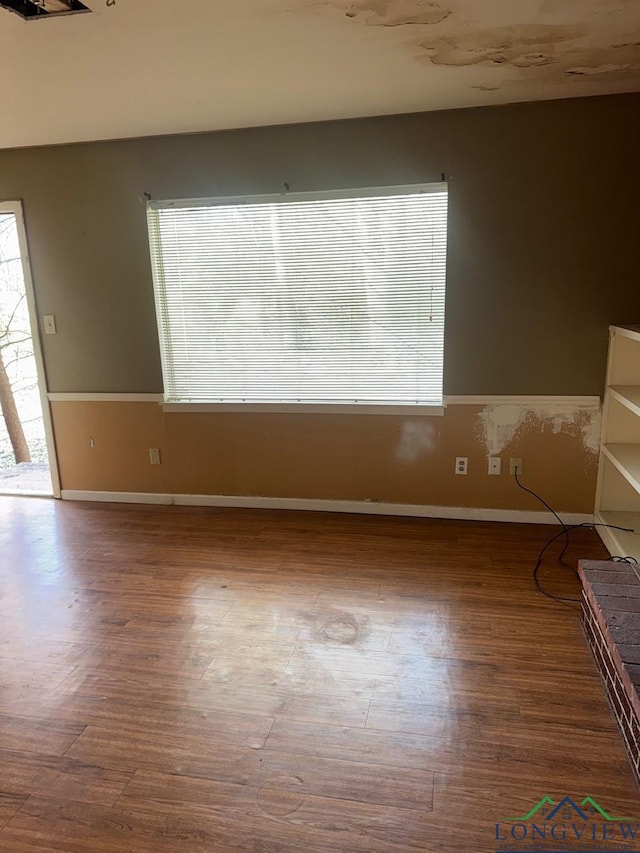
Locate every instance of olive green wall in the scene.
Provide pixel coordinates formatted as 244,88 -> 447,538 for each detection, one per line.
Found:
1,92 -> 639,395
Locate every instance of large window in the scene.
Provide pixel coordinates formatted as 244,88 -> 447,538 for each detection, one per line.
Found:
147,184 -> 448,411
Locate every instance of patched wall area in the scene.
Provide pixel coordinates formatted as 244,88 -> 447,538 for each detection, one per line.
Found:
477,401 -> 600,463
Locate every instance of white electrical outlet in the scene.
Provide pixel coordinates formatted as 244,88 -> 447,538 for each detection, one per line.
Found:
510,458 -> 523,476
488,457 -> 501,475
149,448 -> 161,465
455,456 -> 468,475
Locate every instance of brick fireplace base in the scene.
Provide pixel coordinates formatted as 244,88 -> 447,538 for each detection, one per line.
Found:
580,560 -> 640,785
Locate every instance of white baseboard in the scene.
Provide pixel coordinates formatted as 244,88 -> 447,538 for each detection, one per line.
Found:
59,490 -> 593,526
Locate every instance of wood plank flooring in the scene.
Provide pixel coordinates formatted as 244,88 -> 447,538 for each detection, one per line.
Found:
0,496 -> 638,851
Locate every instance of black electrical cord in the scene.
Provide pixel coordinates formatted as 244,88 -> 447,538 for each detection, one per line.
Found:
531,521 -> 635,605
532,523 -> 593,605
512,468 -> 634,604
609,554 -> 640,584
514,467 -> 577,576
513,467 -> 578,598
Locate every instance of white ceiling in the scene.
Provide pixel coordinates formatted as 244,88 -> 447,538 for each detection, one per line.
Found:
1,0 -> 639,149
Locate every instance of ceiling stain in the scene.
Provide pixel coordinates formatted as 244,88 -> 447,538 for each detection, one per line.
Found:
300,0 -> 640,93
419,24 -> 585,69
564,41 -> 640,78
343,0 -> 452,27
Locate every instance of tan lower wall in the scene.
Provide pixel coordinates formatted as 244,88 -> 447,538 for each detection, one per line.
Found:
50,399 -> 600,514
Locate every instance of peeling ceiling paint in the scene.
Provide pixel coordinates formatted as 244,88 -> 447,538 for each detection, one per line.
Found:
344,0 -> 452,27
419,26 -> 640,79
419,25 -> 585,68
332,0 -> 640,93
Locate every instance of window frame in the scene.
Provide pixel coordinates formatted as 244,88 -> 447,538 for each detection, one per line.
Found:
148,183 -> 448,417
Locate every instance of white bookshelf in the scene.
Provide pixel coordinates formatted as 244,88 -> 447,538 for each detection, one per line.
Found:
595,325 -> 640,559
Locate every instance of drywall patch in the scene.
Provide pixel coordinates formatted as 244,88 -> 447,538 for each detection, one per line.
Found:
477,402 -> 601,459
420,24 -> 584,68
343,0 -> 452,27
396,420 -> 436,462
478,405 -> 523,457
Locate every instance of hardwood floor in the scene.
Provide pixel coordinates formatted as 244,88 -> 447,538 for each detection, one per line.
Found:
0,496 -> 638,851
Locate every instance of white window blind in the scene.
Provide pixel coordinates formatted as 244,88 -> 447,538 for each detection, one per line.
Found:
147,184 -> 448,408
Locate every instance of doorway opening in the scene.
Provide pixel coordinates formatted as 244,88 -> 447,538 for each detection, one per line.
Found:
0,201 -> 59,496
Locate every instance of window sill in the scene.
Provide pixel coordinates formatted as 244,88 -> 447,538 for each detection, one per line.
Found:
161,402 -> 445,416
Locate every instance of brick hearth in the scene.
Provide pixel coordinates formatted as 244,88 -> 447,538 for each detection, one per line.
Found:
580,559 -> 640,785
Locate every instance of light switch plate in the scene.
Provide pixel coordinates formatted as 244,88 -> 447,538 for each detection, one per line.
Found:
43,314 -> 57,334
